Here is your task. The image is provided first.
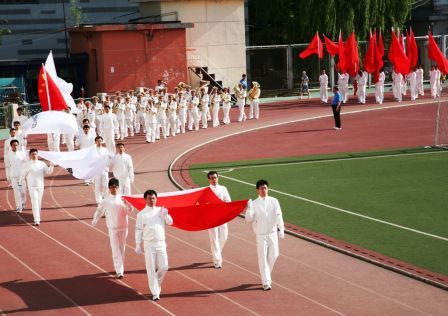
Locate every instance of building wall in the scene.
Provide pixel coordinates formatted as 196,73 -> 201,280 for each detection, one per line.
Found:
0,0 -> 139,60
70,26 -> 188,94
138,0 -> 246,88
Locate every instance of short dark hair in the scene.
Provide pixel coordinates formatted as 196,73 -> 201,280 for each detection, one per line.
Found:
83,125 -> 90,129
17,107 -> 23,111
95,136 -> 103,141
116,142 -> 125,147
108,178 -> 119,188
144,189 -> 157,199
82,119 -> 89,123
10,139 -> 19,146
256,179 -> 269,189
207,171 -> 218,179
104,104 -> 110,109
10,128 -> 16,132
29,148 -> 38,155
333,86 -> 339,91
13,121 -> 20,126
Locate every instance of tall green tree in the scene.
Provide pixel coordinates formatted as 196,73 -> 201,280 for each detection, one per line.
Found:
248,0 -> 413,44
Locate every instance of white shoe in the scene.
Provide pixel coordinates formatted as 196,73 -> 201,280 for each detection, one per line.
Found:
214,263 -> 222,269
152,295 -> 160,301
262,284 -> 272,291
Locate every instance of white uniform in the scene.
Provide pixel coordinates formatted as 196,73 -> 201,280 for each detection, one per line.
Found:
177,96 -> 188,133
338,73 -> 349,103
5,150 -> 27,211
393,72 -> 403,102
435,69 -> 442,97
249,88 -> 261,120
124,102 -> 136,137
200,93 -> 209,128
375,72 -> 385,104
416,68 -> 424,96
92,194 -> 132,277
93,146 -> 109,203
47,133 -> 60,152
100,112 -> 117,154
319,74 -> 329,103
135,100 -> 147,134
357,72 -> 368,104
93,102 -> 103,135
135,205 -> 173,298
115,102 -> 126,140
20,160 -> 53,224
167,100 -> 178,137
221,93 -> 232,125
208,184 -> 231,267
3,136 -> 18,166
211,94 -> 221,127
245,196 -> 285,288
409,71 -> 418,100
111,153 -> 134,195
157,101 -> 167,139
236,88 -> 247,122
145,104 -> 158,143
11,114 -> 28,128
188,96 -> 200,131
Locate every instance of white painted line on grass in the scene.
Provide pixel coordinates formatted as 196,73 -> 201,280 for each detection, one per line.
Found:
216,174 -> 448,242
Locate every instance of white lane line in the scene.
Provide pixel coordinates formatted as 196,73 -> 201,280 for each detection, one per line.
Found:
210,150 -> 448,172
217,174 -> 448,242
4,186 -> 175,316
169,100 -> 439,189
0,243 -> 92,316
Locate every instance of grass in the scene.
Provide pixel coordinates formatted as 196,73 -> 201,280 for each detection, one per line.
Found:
189,147 -> 448,275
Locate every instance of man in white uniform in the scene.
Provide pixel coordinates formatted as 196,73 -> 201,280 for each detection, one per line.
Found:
188,90 -> 200,131
319,70 -> 329,103
100,104 -> 117,154
5,139 -> 27,212
4,128 -> 18,165
20,149 -> 54,226
11,107 -> 28,128
393,71 -> 403,102
92,178 -> 133,279
409,68 -> 418,101
429,66 -> 437,98
416,65 -> 424,96
91,136 -> 110,204
236,83 -> 247,122
207,171 -> 231,268
110,143 -> 134,195
245,179 -> 285,291
357,70 -> 368,104
135,189 -> 173,301
375,69 -> 385,104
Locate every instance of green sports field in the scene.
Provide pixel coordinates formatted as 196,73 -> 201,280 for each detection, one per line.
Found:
189,148 -> 448,276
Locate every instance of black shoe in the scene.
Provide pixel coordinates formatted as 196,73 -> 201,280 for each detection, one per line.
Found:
33,222 -> 40,226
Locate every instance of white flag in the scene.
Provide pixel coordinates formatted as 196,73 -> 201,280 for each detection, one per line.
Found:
22,111 -> 78,136
39,146 -> 110,180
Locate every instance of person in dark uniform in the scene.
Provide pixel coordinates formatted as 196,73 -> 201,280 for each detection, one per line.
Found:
331,86 -> 342,130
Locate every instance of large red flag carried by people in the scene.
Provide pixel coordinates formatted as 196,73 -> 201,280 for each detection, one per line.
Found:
38,65 -> 68,111
124,187 -> 249,231
406,28 -> 419,69
337,31 -> 346,71
343,32 -> 359,76
363,32 -> 377,73
323,34 -> 339,56
388,30 -> 411,75
428,31 -> 448,74
299,32 -> 324,59
373,31 -> 385,82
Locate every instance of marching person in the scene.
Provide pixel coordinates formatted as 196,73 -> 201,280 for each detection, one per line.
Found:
11,107 -> 28,128
5,139 -> 27,212
409,67 -> 418,101
20,148 -> 54,226
76,124 -> 96,185
177,91 -> 188,133
188,90 -> 200,131
167,94 -> 178,137
221,87 -> 232,125
319,70 -> 329,103
337,71 -> 349,103
300,70 -> 310,99
124,96 -> 136,137
4,128 -> 18,165
135,189 -> 173,301
210,87 -> 221,127
207,171 -> 231,268
92,136 -> 110,204
245,179 -> 285,291
248,82 -> 261,119
375,69 -> 385,104
92,178 -> 133,279
99,104 -> 117,154
331,86 -> 342,130
110,143 -> 134,195
144,99 -> 158,143
357,69 -> 368,104
156,95 -> 168,139
235,83 -> 247,122
416,65 -> 424,96
435,66 -> 442,97
393,70 -> 403,102
200,87 -> 210,129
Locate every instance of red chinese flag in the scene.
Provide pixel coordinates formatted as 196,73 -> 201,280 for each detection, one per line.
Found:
406,28 -> 418,69
38,65 -> 68,111
377,32 -> 384,57
299,32 -> 324,59
124,187 -> 249,231
337,32 -> 346,71
363,32 -> 376,73
344,32 -> 360,76
428,31 -> 448,74
373,32 -> 384,82
323,34 -> 339,56
388,31 -> 411,75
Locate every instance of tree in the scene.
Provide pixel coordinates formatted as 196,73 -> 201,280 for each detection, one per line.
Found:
248,0 -> 413,45
70,0 -> 84,27
0,19 -> 12,45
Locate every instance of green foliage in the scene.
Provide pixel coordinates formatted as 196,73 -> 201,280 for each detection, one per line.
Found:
248,0 -> 413,44
0,19 -> 12,45
70,0 -> 84,27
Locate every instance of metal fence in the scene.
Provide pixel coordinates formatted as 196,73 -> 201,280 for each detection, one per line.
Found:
246,35 -> 448,91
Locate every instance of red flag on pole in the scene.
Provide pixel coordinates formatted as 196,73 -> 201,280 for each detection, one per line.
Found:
388,30 -> 411,75
428,31 -> 448,74
343,32 -> 359,76
372,31 -> 384,82
124,187 -> 249,231
363,32 -> 376,73
38,65 -> 68,111
337,31 -> 346,71
406,28 -> 418,69
299,32 -> 324,59
323,34 -> 339,56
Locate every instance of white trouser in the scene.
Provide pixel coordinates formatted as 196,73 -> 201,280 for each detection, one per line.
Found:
417,81 -> 424,96
94,171 -> 108,203
145,122 -> 157,143
11,177 -> 26,210
52,134 -> 60,152
212,106 -> 220,127
157,117 -> 167,139
29,186 -> 44,223
103,132 -> 115,154
116,177 -> 131,195
249,101 -> 259,119
144,242 -> 169,296
135,113 -> 146,133
125,116 -> 134,137
375,85 -> 384,104
222,105 -> 231,124
358,85 -> 366,104
208,224 -> 228,265
108,228 -> 128,275
168,115 -> 177,136
95,118 -> 102,135
201,106 -> 209,128
256,232 -> 279,287
393,85 -> 402,101
237,102 -> 246,122
320,86 -> 328,103
410,82 -> 418,100
188,109 -> 199,130
178,111 -> 186,133
117,117 -> 126,139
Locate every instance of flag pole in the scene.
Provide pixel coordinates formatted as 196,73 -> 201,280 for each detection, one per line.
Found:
317,31 -> 321,78
42,64 -> 51,111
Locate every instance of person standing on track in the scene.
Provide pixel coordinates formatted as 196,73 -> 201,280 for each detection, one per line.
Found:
19,148 -> 54,226
135,189 -> 173,301
245,179 -> 285,291
92,178 -> 133,279
110,143 -> 134,195
5,139 -> 27,213
331,86 -> 342,130
207,171 -> 231,269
